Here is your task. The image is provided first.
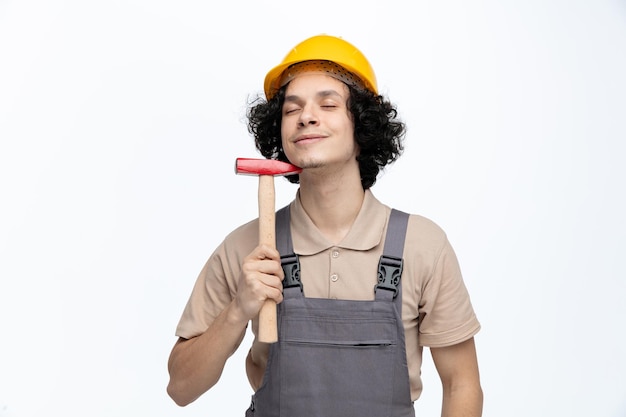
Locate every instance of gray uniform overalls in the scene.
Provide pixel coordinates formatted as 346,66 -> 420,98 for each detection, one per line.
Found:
246,207 -> 415,417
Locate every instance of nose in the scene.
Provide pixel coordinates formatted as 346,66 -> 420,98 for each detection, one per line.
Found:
298,104 -> 319,127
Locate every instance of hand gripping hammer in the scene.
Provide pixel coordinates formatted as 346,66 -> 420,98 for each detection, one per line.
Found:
235,158 -> 302,343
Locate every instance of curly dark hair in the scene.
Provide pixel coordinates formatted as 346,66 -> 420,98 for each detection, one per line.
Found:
246,83 -> 405,190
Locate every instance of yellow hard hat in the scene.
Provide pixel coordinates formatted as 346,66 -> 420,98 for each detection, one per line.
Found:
264,34 -> 378,100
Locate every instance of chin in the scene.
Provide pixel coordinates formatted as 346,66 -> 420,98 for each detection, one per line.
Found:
287,156 -> 323,169
297,161 -> 325,170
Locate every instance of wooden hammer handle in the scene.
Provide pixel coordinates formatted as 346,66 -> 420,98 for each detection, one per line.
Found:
257,175 -> 278,343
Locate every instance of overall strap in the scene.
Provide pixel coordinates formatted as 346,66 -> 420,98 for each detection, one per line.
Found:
275,206 -> 292,254
375,209 -> 410,299
276,206 -> 302,293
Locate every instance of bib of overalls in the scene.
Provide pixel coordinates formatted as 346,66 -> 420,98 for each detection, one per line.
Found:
246,207 -> 415,417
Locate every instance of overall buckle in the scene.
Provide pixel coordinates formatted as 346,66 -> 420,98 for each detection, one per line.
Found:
375,255 -> 403,298
281,253 -> 302,292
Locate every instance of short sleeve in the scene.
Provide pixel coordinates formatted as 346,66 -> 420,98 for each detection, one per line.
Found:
417,238 -> 480,347
175,220 -> 257,340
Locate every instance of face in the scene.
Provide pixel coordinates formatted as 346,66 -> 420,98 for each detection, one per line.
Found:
280,73 -> 358,173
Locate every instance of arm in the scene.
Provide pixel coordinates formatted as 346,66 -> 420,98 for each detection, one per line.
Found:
167,303 -> 248,406
430,337 -> 483,417
166,244 -> 284,406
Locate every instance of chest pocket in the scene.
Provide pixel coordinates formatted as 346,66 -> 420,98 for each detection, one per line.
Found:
278,295 -> 399,417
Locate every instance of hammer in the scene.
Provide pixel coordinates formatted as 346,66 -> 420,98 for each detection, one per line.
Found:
235,158 -> 302,343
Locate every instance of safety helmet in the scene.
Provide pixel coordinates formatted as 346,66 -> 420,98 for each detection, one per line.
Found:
264,34 -> 378,100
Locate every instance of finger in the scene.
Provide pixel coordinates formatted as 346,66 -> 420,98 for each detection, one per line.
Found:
243,258 -> 284,280
265,286 -> 284,304
253,244 -> 281,261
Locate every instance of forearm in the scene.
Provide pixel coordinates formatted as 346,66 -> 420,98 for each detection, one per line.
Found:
245,339 -> 270,390
441,382 -> 483,417
167,301 -> 248,406
431,338 -> 483,417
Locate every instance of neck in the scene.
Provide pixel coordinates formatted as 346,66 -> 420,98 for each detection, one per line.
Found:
297,169 -> 365,245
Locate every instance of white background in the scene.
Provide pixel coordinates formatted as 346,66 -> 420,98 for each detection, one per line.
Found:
1,1 -> 625,416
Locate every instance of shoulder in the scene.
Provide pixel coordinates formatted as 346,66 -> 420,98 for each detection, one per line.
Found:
370,192 -> 446,242
218,217 -> 259,262
373,192 -> 450,257
406,213 -> 447,237
397,211 -> 462,287
404,213 -> 450,256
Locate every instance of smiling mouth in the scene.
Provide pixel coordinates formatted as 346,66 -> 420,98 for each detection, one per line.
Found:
295,134 -> 326,144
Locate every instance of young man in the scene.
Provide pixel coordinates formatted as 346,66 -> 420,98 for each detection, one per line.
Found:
167,34 -> 483,417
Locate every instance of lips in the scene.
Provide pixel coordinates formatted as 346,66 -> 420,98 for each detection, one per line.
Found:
294,133 -> 326,144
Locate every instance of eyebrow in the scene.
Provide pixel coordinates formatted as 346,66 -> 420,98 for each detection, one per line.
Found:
284,89 -> 344,103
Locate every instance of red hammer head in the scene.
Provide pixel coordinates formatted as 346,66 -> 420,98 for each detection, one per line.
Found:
235,158 -> 302,176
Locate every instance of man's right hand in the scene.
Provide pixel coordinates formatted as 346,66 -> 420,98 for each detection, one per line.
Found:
232,244 -> 285,323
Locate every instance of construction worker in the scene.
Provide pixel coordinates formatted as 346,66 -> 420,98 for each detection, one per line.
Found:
167,34 -> 483,417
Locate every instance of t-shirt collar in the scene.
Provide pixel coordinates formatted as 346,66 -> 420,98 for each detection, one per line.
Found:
289,189 -> 388,255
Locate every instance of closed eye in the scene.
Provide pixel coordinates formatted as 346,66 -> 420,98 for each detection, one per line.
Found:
284,106 -> 301,115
